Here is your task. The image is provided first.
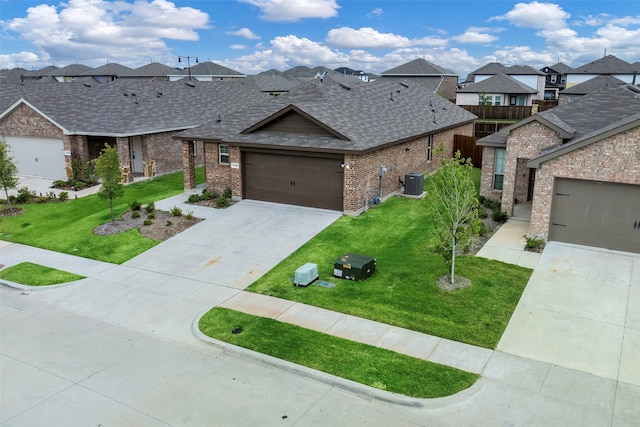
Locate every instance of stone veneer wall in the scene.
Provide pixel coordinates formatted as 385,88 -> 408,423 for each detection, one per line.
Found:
529,125 -> 640,238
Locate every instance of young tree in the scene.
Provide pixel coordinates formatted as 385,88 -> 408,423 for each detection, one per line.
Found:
0,140 -> 20,210
429,150 -> 481,285
94,143 -> 124,223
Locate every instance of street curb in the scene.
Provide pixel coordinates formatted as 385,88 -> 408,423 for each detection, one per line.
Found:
191,308 -> 483,409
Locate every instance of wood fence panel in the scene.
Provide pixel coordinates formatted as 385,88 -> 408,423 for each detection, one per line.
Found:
461,105 -> 532,120
453,134 -> 483,168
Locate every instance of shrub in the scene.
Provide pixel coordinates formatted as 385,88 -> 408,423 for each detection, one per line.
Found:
222,187 -> 232,199
524,234 -> 545,249
481,198 -> 501,211
187,194 -> 201,203
165,220 -> 172,226
58,192 -> 69,202
185,210 -> 194,220
46,191 -> 57,199
73,180 -> 86,190
131,210 -> 141,219
202,190 -> 217,200
35,196 -> 48,204
145,202 -> 155,213
492,210 -> 509,223
129,200 -> 142,211
477,222 -> 489,236
477,208 -> 488,219
171,206 -> 183,217
52,180 -> 67,188
216,196 -> 230,208
478,195 -> 486,205
143,219 -> 153,226
15,187 -> 34,203
147,213 -> 156,220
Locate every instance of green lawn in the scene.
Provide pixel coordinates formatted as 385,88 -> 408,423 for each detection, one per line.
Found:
0,262 -> 85,286
199,308 -> 478,398
247,170 -> 531,349
0,168 -> 204,264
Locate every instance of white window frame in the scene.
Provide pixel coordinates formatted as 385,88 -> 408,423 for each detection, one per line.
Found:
550,75 -> 557,83
191,141 -> 197,156
493,148 -> 506,191
494,95 -> 501,106
219,144 -> 230,165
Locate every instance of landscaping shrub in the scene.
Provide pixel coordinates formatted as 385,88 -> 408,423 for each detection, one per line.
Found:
524,234 -> 545,249
145,201 -> 155,213
72,180 -> 86,190
492,210 -> 509,223
131,210 -> 141,219
477,208 -> 488,219
171,206 -> 183,216
52,180 -> 67,188
147,213 -> 156,220
222,187 -> 232,199
187,194 -> 201,203
143,219 -> 152,226
15,187 -> 34,203
202,190 -> 217,200
129,200 -> 142,211
165,220 -> 172,226
216,196 -> 230,208
184,210 -> 194,220
58,192 -> 69,202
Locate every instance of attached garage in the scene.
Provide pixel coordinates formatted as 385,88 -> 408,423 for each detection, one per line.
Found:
243,150 -> 344,211
4,136 -> 67,180
549,178 -> 640,253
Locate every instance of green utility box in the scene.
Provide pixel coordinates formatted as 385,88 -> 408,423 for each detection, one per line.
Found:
333,253 -> 376,281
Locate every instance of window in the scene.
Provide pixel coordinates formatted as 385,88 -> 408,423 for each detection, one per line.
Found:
550,75 -> 557,83
427,135 -> 433,161
219,144 -> 229,164
494,96 -> 501,106
510,96 -> 517,106
518,96 -> 525,106
493,149 -> 506,191
561,76 -> 566,83
191,141 -> 197,156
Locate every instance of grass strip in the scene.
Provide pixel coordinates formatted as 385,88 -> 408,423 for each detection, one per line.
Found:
0,168 -> 204,264
0,262 -> 85,286
199,307 -> 478,399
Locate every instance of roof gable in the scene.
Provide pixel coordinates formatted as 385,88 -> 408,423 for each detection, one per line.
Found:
561,75 -> 626,95
242,105 -> 349,140
381,58 -> 456,76
571,55 -> 635,74
457,73 -> 537,94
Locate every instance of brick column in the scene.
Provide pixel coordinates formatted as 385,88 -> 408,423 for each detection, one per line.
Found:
182,140 -> 196,189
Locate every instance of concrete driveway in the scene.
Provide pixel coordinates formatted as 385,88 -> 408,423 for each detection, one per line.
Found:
498,242 -> 639,386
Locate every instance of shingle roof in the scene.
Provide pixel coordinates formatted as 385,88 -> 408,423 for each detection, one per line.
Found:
381,58 -> 456,76
1,78 -> 271,135
542,62 -> 573,74
132,62 -> 176,77
174,77 -> 477,153
186,61 -> 244,76
91,63 -> 134,76
52,64 -> 94,76
457,74 -> 537,94
571,55 -> 635,74
248,74 -> 302,92
506,65 -> 546,76
561,75 -> 626,95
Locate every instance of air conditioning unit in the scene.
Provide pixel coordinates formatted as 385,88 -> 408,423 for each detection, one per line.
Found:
294,263 -> 319,287
405,172 -> 424,196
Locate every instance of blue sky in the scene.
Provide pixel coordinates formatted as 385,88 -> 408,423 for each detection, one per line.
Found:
1,0 -> 639,77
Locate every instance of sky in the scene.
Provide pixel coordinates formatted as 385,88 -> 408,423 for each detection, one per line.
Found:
1,0 -> 639,78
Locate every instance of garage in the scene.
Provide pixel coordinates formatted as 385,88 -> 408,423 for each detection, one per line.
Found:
549,178 -> 640,253
243,150 -> 344,211
4,136 -> 66,180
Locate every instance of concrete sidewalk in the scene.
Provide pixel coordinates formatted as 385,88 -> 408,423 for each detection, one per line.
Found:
475,219 -> 541,269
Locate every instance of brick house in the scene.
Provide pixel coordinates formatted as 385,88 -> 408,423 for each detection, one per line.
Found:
0,78 -> 269,180
478,84 -> 640,253
175,77 -> 476,215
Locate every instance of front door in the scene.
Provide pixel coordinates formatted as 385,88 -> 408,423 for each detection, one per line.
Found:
129,136 -> 144,174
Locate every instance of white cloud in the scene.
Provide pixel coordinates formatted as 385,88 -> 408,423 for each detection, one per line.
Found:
452,31 -> 498,44
0,51 -> 43,70
230,44 -> 247,50
226,27 -> 260,40
238,0 -> 339,22
367,8 -> 383,18
491,1 -> 570,29
3,0 -> 209,67
325,27 -> 446,49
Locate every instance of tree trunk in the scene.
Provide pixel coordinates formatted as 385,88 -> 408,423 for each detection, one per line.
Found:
109,198 -> 115,223
4,188 -> 11,210
450,237 -> 456,284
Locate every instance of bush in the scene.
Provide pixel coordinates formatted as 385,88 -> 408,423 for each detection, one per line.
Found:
185,210 -> 194,220
58,192 -> 69,202
187,194 -> 201,203
222,188 -> 232,199
15,187 -> 34,203
72,180 -> 86,190
52,180 -> 67,188
202,190 -> 217,200
481,197 -> 501,211
477,208 -> 488,219
478,222 -> 489,236
143,219 -> 153,226
129,200 -> 142,211
147,213 -> 156,220
165,220 -> 172,226
492,210 -> 509,223
524,234 -> 545,249
145,202 -> 155,213
216,196 -> 230,208
171,206 -> 183,217
131,210 -> 141,219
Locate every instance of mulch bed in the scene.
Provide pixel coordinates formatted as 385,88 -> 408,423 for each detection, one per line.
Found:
93,210 -> 203,241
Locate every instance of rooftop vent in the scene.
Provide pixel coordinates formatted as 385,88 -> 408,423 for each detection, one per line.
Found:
400,81 -> 409,88
339,83 -> 351,90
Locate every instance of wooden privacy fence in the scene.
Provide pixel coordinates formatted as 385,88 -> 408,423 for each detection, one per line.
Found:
474,122 -> 513,139
461,105 -> 532,120
453,134 -> 483,168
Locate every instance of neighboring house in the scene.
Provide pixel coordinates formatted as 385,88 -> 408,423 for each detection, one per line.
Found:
558,75 -> 626,105
540,62 -> 573,100
565,55 -> 638,88
174,77 -> 477,215
380,58 -> 459,101
334,67 -> 373,82
0,78 -> 270,180
456,74 -> 538,106
167,61 -> 245,82
477,84 -> 640,254
465,62 -> 546,101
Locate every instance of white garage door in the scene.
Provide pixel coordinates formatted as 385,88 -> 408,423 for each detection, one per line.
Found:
5,136 -> 66,179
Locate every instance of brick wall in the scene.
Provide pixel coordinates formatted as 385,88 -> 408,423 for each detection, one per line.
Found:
0,103 -> 63,139
501,121 -> 562,215
479,146 -> 503,200
529,125 -> 640,238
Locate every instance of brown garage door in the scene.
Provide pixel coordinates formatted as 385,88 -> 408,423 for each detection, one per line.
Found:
549,178 -> 640,253
243,151 -> 344,211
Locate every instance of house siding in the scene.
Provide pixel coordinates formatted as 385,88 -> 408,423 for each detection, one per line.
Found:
529,125 -> 640,238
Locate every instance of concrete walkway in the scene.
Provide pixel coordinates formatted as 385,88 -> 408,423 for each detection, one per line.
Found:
2,195 -> 639,425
